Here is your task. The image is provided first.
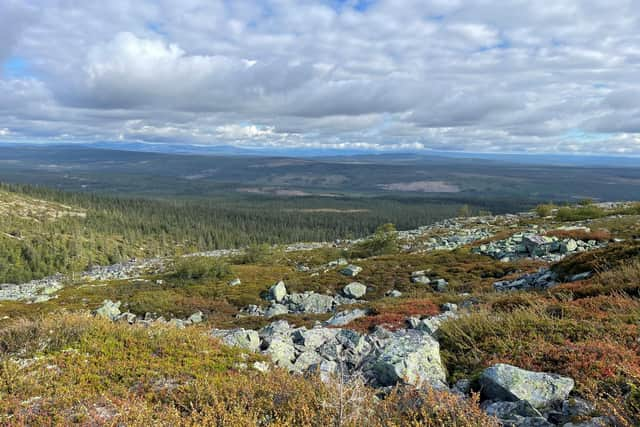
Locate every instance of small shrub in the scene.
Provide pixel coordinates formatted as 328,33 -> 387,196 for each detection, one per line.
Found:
235,243 -> 279,265
174,256 -> 232,280
349,299 -> 440,331
535,204 -> 554,217
556,205 -> 606,221
350,223 -> 399,258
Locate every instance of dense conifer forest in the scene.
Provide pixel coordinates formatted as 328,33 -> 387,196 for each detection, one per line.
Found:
0,182 -> 520,283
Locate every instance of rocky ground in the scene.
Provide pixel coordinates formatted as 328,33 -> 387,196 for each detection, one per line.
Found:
1,201 -> 639,425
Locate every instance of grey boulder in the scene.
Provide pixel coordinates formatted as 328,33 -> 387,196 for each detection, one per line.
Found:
264,336 -> 296,370
269,281 -> 287,303
285,292 -> 336,314
211,328 -> 260,352
94,300 -> 122,320
343,282 -> 367,299
480,364 -> 574,409
372,330 -> 446,389
265,303 -> 289,318
340,265 -> 362,277
188,311 -> 204,324
324,309 -> 368,327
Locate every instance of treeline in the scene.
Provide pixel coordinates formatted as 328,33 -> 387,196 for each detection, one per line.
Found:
0,182 -> 520,283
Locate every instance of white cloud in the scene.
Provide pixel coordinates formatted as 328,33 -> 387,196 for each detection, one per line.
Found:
1,0 -> 640,154
216,124 -> 276,139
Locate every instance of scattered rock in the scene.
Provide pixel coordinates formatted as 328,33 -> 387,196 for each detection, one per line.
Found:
432,278 -> 449,292
343,282 -> 367,299
187,311 -> 204,324
211,328 -> 261,352
265,304 -> 289,318
372,330 -> 446,389
292,351 -> 324,372
94,300 -> 121,320
324,309 -> 368,327
341,265 -> 362,277
474,232 -> 606,263
263,336 -> 296,370
386,289 -> 402,298
269,281 -> 287,303
0,274 -> 65,303
494,268 -> 559,292
412,275 -> 431,285
441,303 -> 458,312
228,278 -> 242,286
252,361 -> 270,373
292,328 -> 339,349
480,364 -> 574,409
560,239 -> 578,254
116,312 -> 137,324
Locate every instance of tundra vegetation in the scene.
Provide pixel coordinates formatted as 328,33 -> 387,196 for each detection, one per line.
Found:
0,185 -> 639,425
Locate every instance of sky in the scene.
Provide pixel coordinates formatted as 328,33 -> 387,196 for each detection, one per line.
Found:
1,0 -> 640,155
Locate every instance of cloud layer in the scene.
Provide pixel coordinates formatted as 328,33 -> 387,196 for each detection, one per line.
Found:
1,0 -> 640,154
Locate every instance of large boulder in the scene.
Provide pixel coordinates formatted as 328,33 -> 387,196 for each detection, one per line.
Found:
292,351 -> 324,373
292,328 -> 339,349
187,311 -> 204,324
411,275 -> 431,285
343,282 -> 367,299
269,281 -> 287,303
265,304 -> 289,318
264,336 -> 296,370
523,235 -> 554,257
94,300 -> 121,320
259,320 -> 292,339
372,330 -> 446,389
480,364 -> 574,408
210,328 -> 261,352
285,292 -> 336,314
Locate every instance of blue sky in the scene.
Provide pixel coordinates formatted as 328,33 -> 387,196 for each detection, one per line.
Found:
0,0 -> 639,155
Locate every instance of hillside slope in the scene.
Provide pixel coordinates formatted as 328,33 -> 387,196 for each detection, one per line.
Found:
0,200 -> 639,425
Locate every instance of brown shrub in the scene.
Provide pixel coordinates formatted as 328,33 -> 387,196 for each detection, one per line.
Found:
0,313 -> 498,427
349,299 -> 440,332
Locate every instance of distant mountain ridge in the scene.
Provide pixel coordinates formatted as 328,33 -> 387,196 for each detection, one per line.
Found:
2,141 -> 640,167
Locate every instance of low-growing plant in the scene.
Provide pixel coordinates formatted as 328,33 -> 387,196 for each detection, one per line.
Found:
556,205 -> 606,221
235,243 -> 281,265
173,256 -> 232,280
350,223 -> 399,258
0,313 -> 498,426
535,203 -> 555,217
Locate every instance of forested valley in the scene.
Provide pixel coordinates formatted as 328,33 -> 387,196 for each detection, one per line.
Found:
0,182 -> 518,283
